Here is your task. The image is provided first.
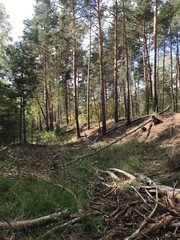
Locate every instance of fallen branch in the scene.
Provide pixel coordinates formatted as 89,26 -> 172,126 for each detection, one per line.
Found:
134,214 -> 174,240
141,185 -> 180,202
38,210 -> 102,239
158,106 -> 170,115
37,216 -> 81,240
0,210 -> 68,230
109,168 -> 136,181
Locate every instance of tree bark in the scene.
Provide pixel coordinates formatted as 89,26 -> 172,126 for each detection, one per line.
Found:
142,22 -> 149,114
96,0 -> 106,135
152,0 -> 158,112
72,0 -> 80,139
122,0 -> 130,125
113,0 -> 118,123
0,211 -> 68,230
170,32 -> 175,112
87,10 -> 92,130
175,33 -> 179,112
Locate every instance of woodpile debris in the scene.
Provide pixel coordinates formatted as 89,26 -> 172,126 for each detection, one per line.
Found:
90,168 -> 180,240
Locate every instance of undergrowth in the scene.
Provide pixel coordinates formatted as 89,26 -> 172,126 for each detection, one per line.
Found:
0,139 -> 177,238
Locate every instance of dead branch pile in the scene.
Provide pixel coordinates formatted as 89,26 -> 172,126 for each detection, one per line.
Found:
89,168 -> 180,240
0,167 -> 179,240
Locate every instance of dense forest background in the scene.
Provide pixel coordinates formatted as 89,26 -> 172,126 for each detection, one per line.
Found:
0,0 -> 179,145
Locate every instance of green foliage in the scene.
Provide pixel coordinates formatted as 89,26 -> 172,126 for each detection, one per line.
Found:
0,177 -> 75,218
0,81 -> 19,144
35,131 -> 58,144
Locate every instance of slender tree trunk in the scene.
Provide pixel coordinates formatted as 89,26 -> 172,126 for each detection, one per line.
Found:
38,112 -> 43,131
43,47 -> 49,131
73,48 -> 80,138
19,94 -> 23,144
72,0 -> 80,139
12,115 -> 15,144
64,70 -> 69,126
55,63 -> 61,128
147,35 -> 153,102
122,0 -> 130,125
162,41 -> 166,110
175,34 -> 180,112
114,0 -> 118,123
96,0 -> 106,135
142,23 -> 149,114
87,11 -> 92,130
48,85 -> 54,131
152,0 -> 158,112
22,92 -> 26,143
170,33 -> 175,111
87,56 -> 91,129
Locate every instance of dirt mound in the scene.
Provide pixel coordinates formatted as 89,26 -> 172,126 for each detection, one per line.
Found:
84,113 -> 180,150
132,113 -> 180,147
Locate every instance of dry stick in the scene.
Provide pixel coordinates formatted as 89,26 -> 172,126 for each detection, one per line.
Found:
109,168 -> 136,181
145,188 -> 180,217
37,217 -> 81,240
124,188 -> 158,240
0,210 -> 68,231
140,185 -> 180,201
96,169 -> 121,181
37,211 -> 101,240
134,214 -> 174,240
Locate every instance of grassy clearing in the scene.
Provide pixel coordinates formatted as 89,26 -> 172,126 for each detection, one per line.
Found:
88,140 -> 169,177
0,139 -> 176,223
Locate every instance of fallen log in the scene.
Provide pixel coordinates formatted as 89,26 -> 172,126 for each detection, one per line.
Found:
0,210 -> 68,231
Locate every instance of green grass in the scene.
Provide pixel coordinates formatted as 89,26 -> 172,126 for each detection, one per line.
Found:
88,140 -> 169,178
0,177 -> 75,218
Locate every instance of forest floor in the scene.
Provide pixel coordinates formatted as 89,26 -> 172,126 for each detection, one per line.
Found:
0,112 -> 179,240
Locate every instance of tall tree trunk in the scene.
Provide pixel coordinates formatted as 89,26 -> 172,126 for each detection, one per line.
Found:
147,35 -> 153,102
142,22 -> 149,114
87,11 -> 92,130
152,0 -> 158,112
170,33 -> 175,111
114,0 -> 118,123
64,70 -> 69,126
19,95 -> 23,144
43,47 -> 49,131
175,33 -> 180,112
87,56 -> 91,130
162,41 -> 166,110
22,91 -> 26,143
48,84 -> 54,131
122,0 -> 130,125
72,0 -> 80,139
96,0 -> 106,135
55,51 -> 61,128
